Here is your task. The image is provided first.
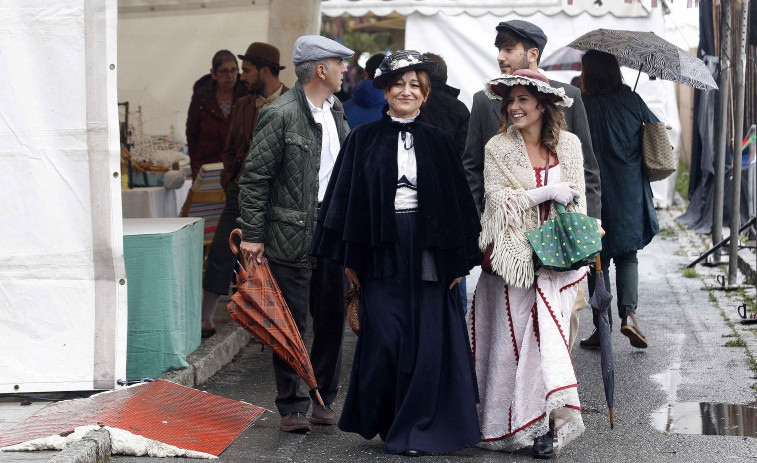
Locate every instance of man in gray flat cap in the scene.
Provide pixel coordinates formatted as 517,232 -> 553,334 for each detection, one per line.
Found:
237,35 -> 352,433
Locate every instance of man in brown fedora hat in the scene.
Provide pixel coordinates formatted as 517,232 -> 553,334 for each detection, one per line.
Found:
200,42 -> 288,337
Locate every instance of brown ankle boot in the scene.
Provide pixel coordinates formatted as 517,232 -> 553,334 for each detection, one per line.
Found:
579,329 -> 600,349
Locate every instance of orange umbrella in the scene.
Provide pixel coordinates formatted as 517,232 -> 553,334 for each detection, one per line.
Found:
227,229 -> 324,406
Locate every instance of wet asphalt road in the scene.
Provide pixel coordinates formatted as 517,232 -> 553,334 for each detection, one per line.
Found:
112,210 -> 757,462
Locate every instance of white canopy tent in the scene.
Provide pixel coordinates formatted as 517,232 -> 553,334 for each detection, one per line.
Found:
0,0 -> 126,393
0,0 -> 319,393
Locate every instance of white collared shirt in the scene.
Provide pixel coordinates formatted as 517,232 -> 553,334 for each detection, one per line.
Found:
392,110 -> 419,210
307,95 -> 341,202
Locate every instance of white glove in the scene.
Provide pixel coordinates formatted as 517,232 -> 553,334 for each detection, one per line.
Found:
525,182 -> 581,208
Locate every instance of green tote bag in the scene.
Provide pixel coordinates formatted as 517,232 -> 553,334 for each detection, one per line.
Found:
525,202 -> 601,271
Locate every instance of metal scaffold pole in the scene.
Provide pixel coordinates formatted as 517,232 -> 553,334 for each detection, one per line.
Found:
712,0 -> 732,262
728,0 -> 750,285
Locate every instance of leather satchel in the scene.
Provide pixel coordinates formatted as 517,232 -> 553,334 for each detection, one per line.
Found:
640,117 -> 675,182
344,286 -> 360,334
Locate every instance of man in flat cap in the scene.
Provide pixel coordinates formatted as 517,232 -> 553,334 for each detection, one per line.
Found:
200,42 -> 288,337
462,20 -> 602,353
237,35 -> 353,433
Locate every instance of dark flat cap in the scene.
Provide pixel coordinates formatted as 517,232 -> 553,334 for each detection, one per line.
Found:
293,35 -> 353,65
496,20 -> 548,57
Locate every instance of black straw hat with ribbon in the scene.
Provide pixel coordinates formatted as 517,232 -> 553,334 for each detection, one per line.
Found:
372,50 -> 437,89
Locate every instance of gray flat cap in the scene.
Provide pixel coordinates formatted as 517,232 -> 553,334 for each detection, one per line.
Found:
293,35 -> 354,65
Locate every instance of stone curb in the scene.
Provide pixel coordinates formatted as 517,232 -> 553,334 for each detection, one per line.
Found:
47,429 -> 110,463
737,247 -> 756,284
160,324 -> 252,388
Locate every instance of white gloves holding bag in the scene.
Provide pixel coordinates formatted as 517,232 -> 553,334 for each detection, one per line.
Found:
525,182 -> 580,208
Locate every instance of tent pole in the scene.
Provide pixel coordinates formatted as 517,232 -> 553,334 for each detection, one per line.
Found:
728,0 -> 749,286
712,0 -> 732,263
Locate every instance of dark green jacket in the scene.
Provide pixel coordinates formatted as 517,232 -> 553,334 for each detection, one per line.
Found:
583,89 -> 659,258
237,80 -> 350,268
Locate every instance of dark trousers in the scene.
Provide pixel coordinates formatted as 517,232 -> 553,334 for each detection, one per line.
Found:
268,258 -> 346,415
588,250 -> 639,329
202,182 -> 240,295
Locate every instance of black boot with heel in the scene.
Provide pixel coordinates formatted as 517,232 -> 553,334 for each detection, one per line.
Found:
532,428 -> 554,459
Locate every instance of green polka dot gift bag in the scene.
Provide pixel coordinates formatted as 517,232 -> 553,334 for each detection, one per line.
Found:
525,202 -> 601,271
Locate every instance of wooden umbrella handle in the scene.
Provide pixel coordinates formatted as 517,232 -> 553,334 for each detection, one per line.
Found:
229,228 -> 249,271
313,389 -> 324,407
595,254 -> 602,272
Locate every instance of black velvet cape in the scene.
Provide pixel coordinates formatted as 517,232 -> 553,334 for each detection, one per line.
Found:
308,109 -> 482,281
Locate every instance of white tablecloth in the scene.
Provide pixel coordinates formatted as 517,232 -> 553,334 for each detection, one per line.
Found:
121,180 -> 192,218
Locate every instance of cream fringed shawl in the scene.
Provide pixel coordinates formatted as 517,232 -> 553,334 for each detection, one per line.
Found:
479,125 -> 586,288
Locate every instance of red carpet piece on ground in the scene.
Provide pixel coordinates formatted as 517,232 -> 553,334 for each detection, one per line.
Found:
0,380 -> 264,456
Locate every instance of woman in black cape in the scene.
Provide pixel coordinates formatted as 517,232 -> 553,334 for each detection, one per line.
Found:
308,51 -> 482,456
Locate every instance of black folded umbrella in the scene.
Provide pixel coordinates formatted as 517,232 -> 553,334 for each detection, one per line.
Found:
588,254 -> 615,429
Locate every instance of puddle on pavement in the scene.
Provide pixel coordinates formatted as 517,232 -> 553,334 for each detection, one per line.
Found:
651,402 -> 757,437
651,360 -> 757,437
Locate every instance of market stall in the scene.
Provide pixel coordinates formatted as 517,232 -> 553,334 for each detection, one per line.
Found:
122,181 -> 192,218
123,217 -> 204,380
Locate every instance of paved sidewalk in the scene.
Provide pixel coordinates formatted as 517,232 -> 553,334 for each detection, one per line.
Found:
0,396 -> 59,463
110,206 -> 757,462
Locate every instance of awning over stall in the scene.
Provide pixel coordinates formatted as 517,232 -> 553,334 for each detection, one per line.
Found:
321,0 -> 651,17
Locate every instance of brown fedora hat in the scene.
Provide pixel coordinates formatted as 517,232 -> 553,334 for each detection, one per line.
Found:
238,42 -> 285,70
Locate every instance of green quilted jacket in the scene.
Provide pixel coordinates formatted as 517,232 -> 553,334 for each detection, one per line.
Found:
237,80 -> 350,268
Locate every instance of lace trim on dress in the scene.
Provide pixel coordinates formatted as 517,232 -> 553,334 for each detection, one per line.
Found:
479,387 -> 584,452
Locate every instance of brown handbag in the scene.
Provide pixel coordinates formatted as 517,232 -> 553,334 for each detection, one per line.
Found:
636,95 -> 675,182
344,286 -> 360,334
641,121 -> 675,181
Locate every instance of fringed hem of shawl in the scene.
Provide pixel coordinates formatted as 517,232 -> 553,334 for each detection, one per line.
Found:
478,388 -> 584,452
479,188 -> 534,288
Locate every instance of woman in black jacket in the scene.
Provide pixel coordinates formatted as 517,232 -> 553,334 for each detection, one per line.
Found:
309,51 -> 482,457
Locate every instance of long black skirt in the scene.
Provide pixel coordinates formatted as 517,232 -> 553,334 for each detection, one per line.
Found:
338,211 -> 481,454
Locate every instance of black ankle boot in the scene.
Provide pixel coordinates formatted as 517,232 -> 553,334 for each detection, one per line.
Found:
532,429 -> 554,459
